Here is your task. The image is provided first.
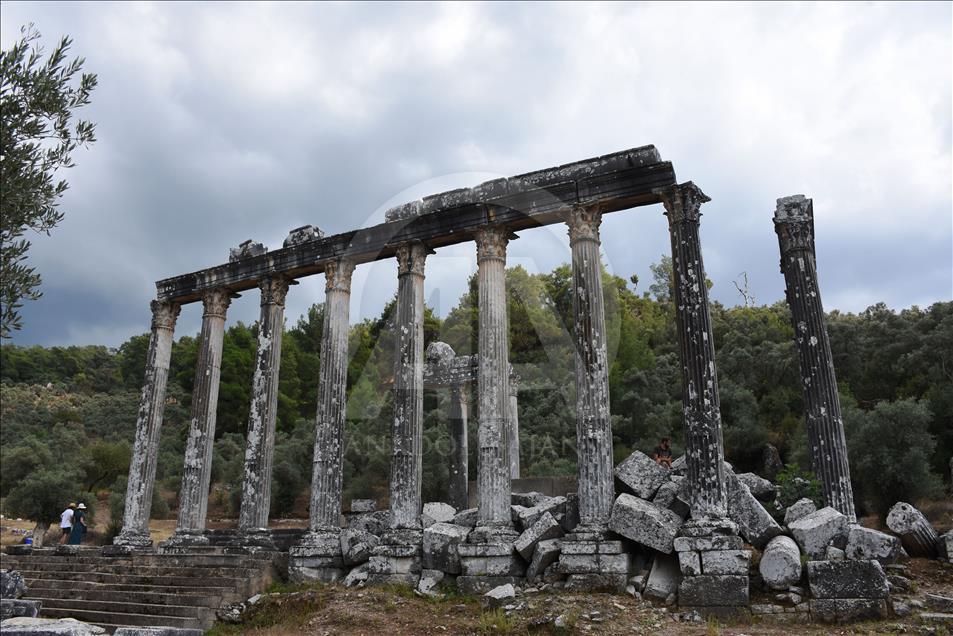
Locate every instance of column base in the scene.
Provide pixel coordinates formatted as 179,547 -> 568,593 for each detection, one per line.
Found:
675,516 -> 750,610
238,527 -> 277,550
557,535 -> 629,592
108,530 -> 155,553
468,523 -> 518,546
366,528 -> 423,586
158,529 -> 210,550
289,530 -> 344,582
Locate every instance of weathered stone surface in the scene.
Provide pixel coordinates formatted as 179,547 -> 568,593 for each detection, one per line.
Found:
725,470 -> 783,549
760,536 -> 803,591
0,617 -> 107,635
420,502 -> 456,528
806,560 -> 888,599
351,499 -> 376,513
788,506 -> 849,559
483,583 -> 515,608
1,570 -> 27,599
608,494 -> 683,554
113,629 -> 203,636
339,528 -> 380,566
701,550 -> 750,575
1,599 -> 40,620
677,551 -> 701,576
416,569 -> 444,597
513,512 -> 563,561
783,498 -> 817,526
679,575 -> 749,607
809,598 -> 888,623
526,539 -> 561,582
737,473 -> 775,500
939,531 -> 953,563
673,535 -> 743,552
559,493 -> 580,533
886,501 -> 939,558
343,563 -> 370,587
517,497 -> 567,531
825,546 -> 845,561
564,573 -> 627,592
457,543 -> 525,577
844,526 -> 901,565
422,523 -> 470,574
614,451 -> 668,501
926,594 -> 953,612
452,508 -> 478,528
349,510 -> 390,536
557,552 -> 630,576
229,239 -> 266,262
283,224 -> 324,247
457,575 -> 522,595
644,553 -> 680,601
512,492 -> 549,508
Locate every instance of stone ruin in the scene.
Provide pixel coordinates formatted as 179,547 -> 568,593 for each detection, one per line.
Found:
92,145 -> 952,623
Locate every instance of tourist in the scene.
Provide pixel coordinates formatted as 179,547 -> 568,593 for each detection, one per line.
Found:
58,502 -> 76,544
653,437 -> 673,468
68,503 -> 88,545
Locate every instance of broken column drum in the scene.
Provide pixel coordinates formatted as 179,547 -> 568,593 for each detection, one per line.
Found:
474,225 -> 515,534
659,182 -> 728,522
773,195 -> 856,523
567,205 -> 615,529
171,288 -> 232,543
389,243 -> 431,533
238,277 -> 291,537
113,300 -> 180,548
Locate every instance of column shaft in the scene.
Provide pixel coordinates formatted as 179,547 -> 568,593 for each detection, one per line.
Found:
389,244 -> 429,529
308,260 -> 355,532
448,385 -> 469,511
507,383 -> 520,480
568,206 -> 615,527
475,227 -> 513,528
660,183 -> 728,521
114,301 -> 179,546
238,277 -> 290,533
175,289 -> 231,537
774,195 -> 856,521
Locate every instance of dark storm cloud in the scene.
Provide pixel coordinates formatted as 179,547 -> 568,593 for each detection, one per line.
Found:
1,2 -> 949,346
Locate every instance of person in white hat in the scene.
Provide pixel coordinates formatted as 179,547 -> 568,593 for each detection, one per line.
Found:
67,503 -> 88,545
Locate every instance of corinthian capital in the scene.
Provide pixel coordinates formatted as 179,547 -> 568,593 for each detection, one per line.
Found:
474,226 -> 514,262
325,259 -> 356,293
150,300 -> 180,331
658,182 -> 710,225
395,243 -> 431,277
773,195 -> 815,257
566,204 -> 603,245
202,288 -> 232,319
260,276 -> 292,306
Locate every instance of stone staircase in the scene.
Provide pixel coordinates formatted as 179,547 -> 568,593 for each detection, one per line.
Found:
0,547 -> 283,633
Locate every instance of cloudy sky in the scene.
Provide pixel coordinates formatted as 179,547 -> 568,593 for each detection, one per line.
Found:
2,2 -> 950,348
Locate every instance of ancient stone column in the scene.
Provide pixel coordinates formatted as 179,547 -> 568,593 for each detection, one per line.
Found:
474,226 -> 515,535
112,300 -> 180,549
238,276 -> 291,542
507,376 -> 520,480
448,384 -> 470,511
774,195 -> 856,522
388,243 -> 430,534
567,205 -> 615,530
307,259 -> 356,535
168,288 -> 231,545
659,183 -> 728,522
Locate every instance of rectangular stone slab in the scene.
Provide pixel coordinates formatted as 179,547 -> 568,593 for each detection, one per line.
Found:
678,575 -> 749,607
806,560 -> 889,599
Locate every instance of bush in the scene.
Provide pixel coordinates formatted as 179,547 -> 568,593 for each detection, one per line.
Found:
773,465 -> 822,517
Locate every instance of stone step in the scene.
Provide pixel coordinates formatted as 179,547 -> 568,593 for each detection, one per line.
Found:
29,596 -> 209,620
37,606 -> 202,630
1,553 -> 268,567
27,579 -> 234,597
16,569 -> 251,589
25,586 -> 225,607
8,561 -> 262,578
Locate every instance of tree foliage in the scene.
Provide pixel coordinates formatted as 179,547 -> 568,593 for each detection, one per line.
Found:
0,24 -> 97,338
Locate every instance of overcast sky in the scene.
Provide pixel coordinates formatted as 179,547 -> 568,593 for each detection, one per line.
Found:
2,2 -> 950,348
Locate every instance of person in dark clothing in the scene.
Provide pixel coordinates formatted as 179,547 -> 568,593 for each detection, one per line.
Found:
68,502 -> 88,545
653,437 -> 673,468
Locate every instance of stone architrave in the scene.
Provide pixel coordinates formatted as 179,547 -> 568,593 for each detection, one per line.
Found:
306,259 -> 356,536
448,385 -> 470,511
169,288 -> 232,544
773,195 -> 856,522
238,276 -> 291,541
388,243 -> 431,534
473,226 -> 516,537
112,300 -> 180,548
658,183 -> 728,522
567,205 -> 615,530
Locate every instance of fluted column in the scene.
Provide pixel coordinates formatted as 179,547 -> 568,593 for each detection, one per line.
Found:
307,259 -> 356,534
567,205 -> 615,528
659,183 -> 728,522
774,195 -> 856,522
507,376 -> 520,480
474,226 -> 515,532
113,300 -> 180,548
238,276 -> 291,538
388,243 -> 430,532
448,384 -> 470,511
170,288 -> 231,543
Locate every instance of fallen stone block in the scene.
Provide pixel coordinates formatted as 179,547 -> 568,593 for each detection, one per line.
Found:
564,572 -> 627,592
0,617 -> 107,635
422,523 -> 470,574
483,583 -> 515,608
557,552 -> 630,576
608,493 -> 683,554
737,473 -> 776,499
0,570 -> 28,599
678,575 -> 749,607
788,506 -> 849,559
517,497 -> 567,531
457,543 -> 526,577
513,512 -> 563,561
416,569 -> 445,597
339,528 -> 380,566
701,550 -> 750,575
559,493 -> 580,533
886,501 -> 939,558
350,499 -> 376,513
1,599 -> 40,620
671,455 -> 686,475
643,553 -> 680,601
783,498 -> 817,526
825,546 -> 845,561
526,539 -> 561,582
673,534 -> 743,552
759,536 -> 803,591
844,526 -> 901,565
452,508 -> 478,527
725,470 -> 783,549
926,593 -> 953,613
939,530 -> 953,563
343,563 -> 370,587
809,598 -> 888,623
919,613 -> 953,626
421,502 -> 456,528
511,492 -> 549,507
614,450 -> 669,499
457,575 -> 522,595
806,559 -> 888,599
677,551 -> 701,576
